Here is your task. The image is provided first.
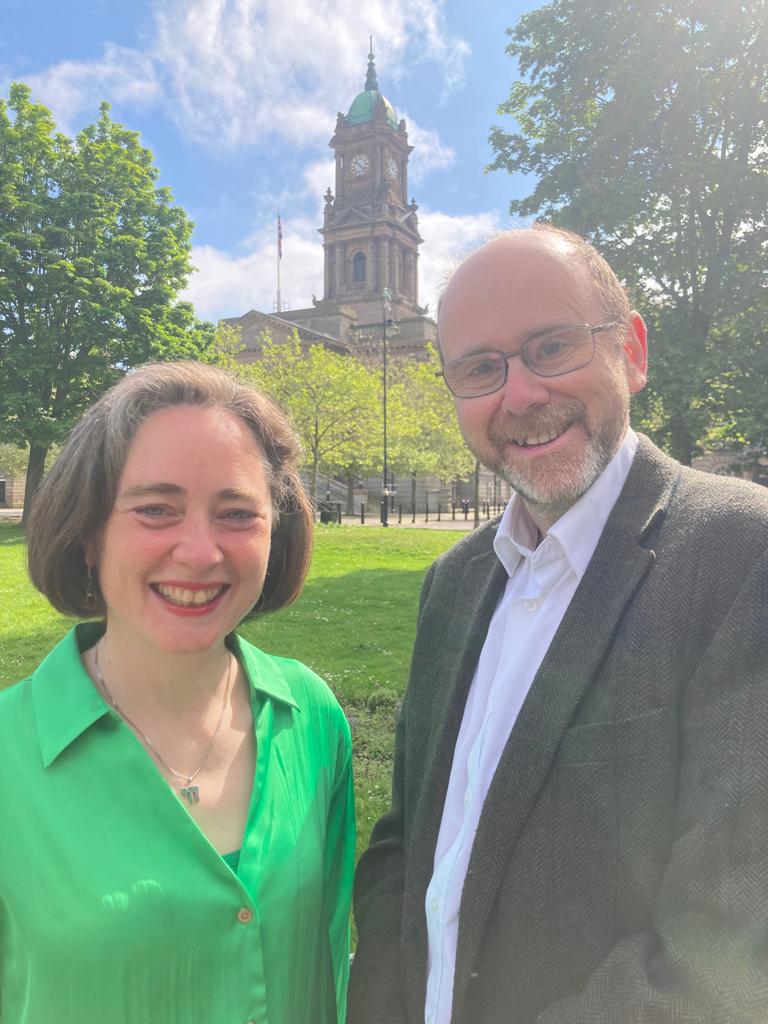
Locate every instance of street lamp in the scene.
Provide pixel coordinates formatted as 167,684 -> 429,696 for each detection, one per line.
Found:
381,287 -> 393,527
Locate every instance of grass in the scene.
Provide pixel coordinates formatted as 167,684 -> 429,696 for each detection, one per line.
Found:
0,521 -> 463,858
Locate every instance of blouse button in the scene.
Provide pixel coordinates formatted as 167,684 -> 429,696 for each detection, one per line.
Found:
237,907 -> 253,924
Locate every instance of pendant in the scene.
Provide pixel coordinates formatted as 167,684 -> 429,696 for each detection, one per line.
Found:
180,785 -> 200,805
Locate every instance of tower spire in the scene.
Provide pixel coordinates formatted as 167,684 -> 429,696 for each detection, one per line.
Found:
365,38 -> 379,92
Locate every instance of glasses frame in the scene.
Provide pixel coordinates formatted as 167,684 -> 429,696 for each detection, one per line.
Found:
436,322 -> 619,398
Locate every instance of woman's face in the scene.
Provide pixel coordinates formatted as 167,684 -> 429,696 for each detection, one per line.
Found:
88,404 -> 274,657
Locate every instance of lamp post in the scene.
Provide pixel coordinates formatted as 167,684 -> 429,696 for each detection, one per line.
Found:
381,288 -> 393,527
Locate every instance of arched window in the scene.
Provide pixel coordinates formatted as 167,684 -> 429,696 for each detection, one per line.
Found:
352,251 -> 366,284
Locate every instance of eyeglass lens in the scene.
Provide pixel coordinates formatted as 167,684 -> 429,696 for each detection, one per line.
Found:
444,324 -> 595,396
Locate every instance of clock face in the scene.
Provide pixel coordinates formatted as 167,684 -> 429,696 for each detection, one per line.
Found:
350,153 -> 370,177
387,157 -> 399,181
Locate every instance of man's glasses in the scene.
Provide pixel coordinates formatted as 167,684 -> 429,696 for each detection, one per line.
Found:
436,323 -> 618,398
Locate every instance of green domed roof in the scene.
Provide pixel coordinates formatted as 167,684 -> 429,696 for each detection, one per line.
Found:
346,89 -> 398,128
345,49 -> 399,129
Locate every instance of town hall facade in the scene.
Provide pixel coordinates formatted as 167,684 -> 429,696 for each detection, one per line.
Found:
226,48 -> 437,361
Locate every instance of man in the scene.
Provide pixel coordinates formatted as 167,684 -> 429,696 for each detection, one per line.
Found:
349,226 -> 768,1024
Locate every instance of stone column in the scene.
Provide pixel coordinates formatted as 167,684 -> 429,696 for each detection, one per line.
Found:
336,152 -> 344,198
324,243 -> 333,299
403,251 -> 413,302
391,245 -> 401,296
381,237 -> 390,289
334,243 -> 344,295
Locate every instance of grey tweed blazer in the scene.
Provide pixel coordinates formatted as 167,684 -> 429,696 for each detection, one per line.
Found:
349,436 -> 768,1024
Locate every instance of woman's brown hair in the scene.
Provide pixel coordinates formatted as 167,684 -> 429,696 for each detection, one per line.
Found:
27,361 -> 313,619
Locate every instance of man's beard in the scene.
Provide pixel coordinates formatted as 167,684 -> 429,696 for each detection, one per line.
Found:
487,395 -> 628,521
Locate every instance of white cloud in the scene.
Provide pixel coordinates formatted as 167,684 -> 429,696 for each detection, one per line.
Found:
183,217 -> 324,321
302,158 -> 336,211
11,0 -> 463,194
402,114 -> 455,185
417,208 -> 503,313
393,0 -> 471,96
184,207 -> 501,323
152,0 -> 469,149
21,43 -> 159,135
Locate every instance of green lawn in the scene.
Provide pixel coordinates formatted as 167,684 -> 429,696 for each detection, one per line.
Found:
0,521 -> 463,856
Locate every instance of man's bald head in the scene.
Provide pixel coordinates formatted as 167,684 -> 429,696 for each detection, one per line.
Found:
437,226 -> 631,352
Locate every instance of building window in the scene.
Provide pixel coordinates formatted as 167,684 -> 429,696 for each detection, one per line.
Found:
352,251 -> 366,284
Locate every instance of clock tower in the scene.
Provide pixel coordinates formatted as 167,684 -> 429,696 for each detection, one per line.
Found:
316,47 -> 433,353
259,46 -> 436,357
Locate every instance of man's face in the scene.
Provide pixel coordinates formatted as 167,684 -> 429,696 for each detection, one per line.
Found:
438,235 -> 647,527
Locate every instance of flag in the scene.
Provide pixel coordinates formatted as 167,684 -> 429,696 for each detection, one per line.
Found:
277,212 -> 283,260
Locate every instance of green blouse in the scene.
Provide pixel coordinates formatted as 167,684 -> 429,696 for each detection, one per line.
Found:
0,624 -> 354,1024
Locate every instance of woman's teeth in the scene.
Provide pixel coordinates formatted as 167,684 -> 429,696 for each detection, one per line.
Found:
155,584 -> 223,607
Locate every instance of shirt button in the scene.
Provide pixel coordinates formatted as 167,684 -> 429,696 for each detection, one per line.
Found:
430,898 -> 439,912
524,599 -> 538,612
237,907 -> 253,924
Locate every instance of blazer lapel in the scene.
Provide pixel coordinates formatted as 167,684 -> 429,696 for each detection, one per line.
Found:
403,540 -> 507,1017
452,438 -> 681,1018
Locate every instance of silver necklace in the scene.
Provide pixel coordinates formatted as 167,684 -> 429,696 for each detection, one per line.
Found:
93,641 -> 235,805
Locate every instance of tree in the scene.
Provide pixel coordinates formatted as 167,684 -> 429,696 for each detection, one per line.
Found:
388,347 -> 475,507
488,0 -> 768,464
0,83 -> 216,518
0,443 -> 31,479
0,443 -> 61,479
244,335 -> 381,505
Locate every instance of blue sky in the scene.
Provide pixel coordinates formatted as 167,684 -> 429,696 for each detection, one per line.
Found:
2,0 -> 536,322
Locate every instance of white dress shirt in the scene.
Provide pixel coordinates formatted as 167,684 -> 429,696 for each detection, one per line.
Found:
424,429 -> 639,1024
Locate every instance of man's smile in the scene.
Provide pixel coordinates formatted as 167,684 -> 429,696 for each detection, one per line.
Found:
507,422 -> 575,448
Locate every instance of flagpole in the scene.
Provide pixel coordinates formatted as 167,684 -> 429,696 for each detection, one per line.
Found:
276,211 -> 283,313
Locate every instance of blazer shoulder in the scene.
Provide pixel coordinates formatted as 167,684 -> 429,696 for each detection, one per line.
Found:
632,436 -> 768,543
675,462 -> 768,537
430,518 -> 499,575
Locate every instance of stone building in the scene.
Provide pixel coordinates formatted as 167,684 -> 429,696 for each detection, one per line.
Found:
224,48 -> 508,515
225,47 -> 436,359
231,310 -> 347,365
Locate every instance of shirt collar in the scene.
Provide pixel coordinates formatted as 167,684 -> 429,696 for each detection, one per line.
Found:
31,623 -> 111,768
493,428 -> 639,581
32,624 -> 299,769
228,633 -> 300,711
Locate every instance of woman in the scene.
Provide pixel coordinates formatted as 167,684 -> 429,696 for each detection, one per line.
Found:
0,362 -> 354,1024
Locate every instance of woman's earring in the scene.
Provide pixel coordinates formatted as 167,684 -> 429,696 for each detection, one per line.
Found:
85,566 -> 98,605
